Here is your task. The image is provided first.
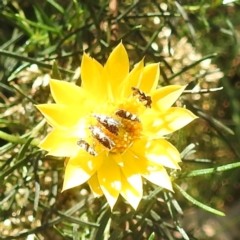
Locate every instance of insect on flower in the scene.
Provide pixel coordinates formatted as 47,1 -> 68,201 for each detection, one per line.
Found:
92,114 -> 122,135
89,125 -> 115,150
115,109 -> 140,122
132,86 -> 152,108
77,139 -> 97,156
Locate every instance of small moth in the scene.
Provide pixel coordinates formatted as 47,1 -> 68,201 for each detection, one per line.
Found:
115,109 -> 140,122
132,86 -> 152,108
89,125 -> 115,150
92,114 -> 122,135
77,139 -> 97,156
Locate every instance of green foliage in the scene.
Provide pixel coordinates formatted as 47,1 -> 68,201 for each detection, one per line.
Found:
1,0 -> 240,239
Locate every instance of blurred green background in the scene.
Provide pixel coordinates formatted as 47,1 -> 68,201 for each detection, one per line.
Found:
0,0 -> 240,239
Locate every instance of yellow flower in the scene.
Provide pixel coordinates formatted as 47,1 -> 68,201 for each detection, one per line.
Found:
37,43 -> 197,210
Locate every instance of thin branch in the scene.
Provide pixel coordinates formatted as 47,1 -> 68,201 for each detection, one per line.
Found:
183,86 -> 224,94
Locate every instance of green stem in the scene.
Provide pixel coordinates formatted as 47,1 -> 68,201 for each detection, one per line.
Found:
174,183 -> 225,216
0,130 -> 40,146
0,119 -> 46,148
0,49 -> 74,75
177,161 -> 240,179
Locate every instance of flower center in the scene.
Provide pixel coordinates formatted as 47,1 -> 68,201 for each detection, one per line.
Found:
87,103 -> 143,155
77,87 -> 151,155
111,120 -> 142,153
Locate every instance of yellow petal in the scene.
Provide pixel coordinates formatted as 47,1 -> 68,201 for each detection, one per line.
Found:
69,152 -> 103,169
146,107 -> 198,136
152,85 -> 186,111
121,59 -> 144,98
131,138 -> 181,169
101,43 -> 130,101
49,79 -> 86,105
127,150 -> 173,191
81,53 -> 106,100
139,63 -> 159,93
159,108 -> 198,136
63,153 -> 103,191
128,150 -> 149,175
120,173 -> 142,210
98,157 -> 121,210
142,165 -> 173,191
148,139 -> 181,167
105,42 -> 129,86
63,163 -> 89,191
88,173 -> 103,197
113,152 -> 142,194
39,129 -> 79,157
111,152 -> 142,209
37,104 -> 87,128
